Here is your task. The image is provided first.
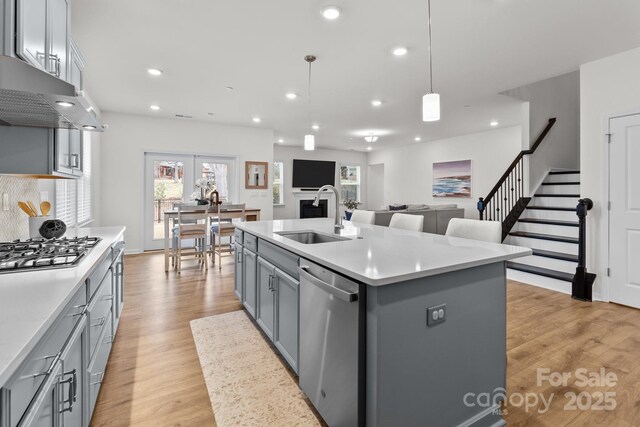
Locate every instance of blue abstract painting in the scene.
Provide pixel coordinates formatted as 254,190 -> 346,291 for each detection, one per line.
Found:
433,160 -> 472,198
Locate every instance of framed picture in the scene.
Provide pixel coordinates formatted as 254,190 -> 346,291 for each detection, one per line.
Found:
245,161 -> 268,189
433,160 -> 472,198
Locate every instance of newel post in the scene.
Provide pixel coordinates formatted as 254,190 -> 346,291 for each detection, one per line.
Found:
572,198 -> 596,301
477,197 -> 485,220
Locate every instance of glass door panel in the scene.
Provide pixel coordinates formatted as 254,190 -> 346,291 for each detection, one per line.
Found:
196,156 -> 237,203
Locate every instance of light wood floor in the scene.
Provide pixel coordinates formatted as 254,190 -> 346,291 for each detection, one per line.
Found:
91,252 -> 640,426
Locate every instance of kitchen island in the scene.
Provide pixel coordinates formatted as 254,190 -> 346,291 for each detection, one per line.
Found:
234,218 -> 530,427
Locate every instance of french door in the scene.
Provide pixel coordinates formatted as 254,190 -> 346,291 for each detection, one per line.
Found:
143,153 -> 237,251
609,114 -> 640,308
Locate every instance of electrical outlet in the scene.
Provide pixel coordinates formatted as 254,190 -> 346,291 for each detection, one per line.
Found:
2,193 -> 8,211
427,304 -> 447,326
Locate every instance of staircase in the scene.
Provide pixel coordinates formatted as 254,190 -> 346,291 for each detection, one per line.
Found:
504,170 -> 581,294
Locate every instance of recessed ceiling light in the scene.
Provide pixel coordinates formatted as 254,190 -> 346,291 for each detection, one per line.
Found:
490,121 -> 499,127
392,47 -> 408,56
312,124 -> 319,131
285,92 -> 297,100
208,112 -> 215,116
147,68 -> 163,76
150,105 -> 160,111
253,117 -> 261,123
371,100 -> 382,107
414,137 -> 421,142
278,138 -> 284,143
226,86 -> 234,91
82,125 -> 96,130
56,101 -> 74,107
322,6 -> 341,20
367,146 -> 372,151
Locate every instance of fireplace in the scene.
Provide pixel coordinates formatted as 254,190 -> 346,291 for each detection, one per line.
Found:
300,199 -> 328,219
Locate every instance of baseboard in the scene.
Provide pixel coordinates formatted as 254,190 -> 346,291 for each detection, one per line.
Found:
125,248 -> 143,255
507,268 -> 571,295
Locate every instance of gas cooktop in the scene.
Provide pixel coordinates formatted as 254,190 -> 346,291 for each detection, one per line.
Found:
0,236 -> 102,273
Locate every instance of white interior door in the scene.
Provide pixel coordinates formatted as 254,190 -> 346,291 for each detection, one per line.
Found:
143,153 -> 194,251
609,114 -> 640,309
367,163 -> 385,210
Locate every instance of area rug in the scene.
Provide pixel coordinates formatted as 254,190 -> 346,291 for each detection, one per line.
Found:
190,311 -> 321,426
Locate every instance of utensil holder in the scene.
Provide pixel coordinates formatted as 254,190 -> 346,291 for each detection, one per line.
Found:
29,216 -> 50,238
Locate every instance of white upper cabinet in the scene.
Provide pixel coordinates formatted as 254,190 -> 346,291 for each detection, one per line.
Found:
16,0 -> 70,81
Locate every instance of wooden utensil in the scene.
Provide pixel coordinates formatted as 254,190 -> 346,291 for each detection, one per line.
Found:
18,202 -> 36,217
27,201 -> 39,217
40,201 -> 51,216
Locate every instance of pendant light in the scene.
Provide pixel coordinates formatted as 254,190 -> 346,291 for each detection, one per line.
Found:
304,55 -> 316,150
422,0 -> 440,122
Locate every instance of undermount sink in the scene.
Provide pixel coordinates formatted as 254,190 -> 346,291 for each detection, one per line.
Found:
275,231 -> 351,244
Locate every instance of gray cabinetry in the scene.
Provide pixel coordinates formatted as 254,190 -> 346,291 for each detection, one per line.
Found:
112,244 -> 125,332
55,129 -> 82,177
15,0 -> 47,70
234,242 -> 244,299
59,317 -> 87,426
16,360 -> 61,427
68,40 -> 84,90
274,269 -> 299,372
242,248 -> 257,317
256,257 -> 276,340
15,0 -> 69,79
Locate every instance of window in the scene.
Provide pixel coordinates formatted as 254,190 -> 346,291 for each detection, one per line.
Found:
340,165 -> 361,202
56,179 -> 77,227
273,161 -> 284,205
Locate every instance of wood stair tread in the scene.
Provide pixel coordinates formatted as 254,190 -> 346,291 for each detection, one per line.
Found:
548,170 -> 580,175
509,231 -> 579,244
531,249 -> 578,262
507,262 -> 574,282
518,218 -> 579,227
541,182 -> 580,185
534,194 -> 580,198
526,206 -> 575,211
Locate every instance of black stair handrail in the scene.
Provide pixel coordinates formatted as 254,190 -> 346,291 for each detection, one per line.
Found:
477,118 -> 557,223
572,198 -> 596,301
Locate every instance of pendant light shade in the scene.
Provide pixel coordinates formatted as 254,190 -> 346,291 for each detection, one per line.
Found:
422,0 -> 441,122
422,93 -> 440,122
304,55 -> 317,150
304,134 -> 315,151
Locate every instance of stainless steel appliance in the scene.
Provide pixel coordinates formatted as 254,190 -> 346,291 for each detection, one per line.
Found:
299,260 -> 365,427
0,236 -> 101,273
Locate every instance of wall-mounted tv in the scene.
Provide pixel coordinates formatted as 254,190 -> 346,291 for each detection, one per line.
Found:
292,159 -> 336,188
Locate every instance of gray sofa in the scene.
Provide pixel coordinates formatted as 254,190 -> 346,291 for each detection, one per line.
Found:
373,204 -> 465,234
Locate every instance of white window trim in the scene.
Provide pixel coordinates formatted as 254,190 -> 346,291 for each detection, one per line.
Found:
273,160 -> 284,206
339,163 -> 362,203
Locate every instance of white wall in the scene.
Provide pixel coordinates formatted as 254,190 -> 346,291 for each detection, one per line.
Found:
99,112 -> 274,252
580,46 -> 640,300
367,163 -> 385,211
273,145 -> 368,220
366,126 -> 522,218
502,71 -> 580,194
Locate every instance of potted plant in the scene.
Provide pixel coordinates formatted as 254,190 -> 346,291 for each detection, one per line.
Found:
343,198 -> 360,220
193,178 -> 217,205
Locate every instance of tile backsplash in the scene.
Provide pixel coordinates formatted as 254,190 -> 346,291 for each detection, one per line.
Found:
0,176 -> 41,241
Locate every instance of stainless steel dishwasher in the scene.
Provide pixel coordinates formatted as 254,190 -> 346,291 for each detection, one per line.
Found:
299,259 -> 365,427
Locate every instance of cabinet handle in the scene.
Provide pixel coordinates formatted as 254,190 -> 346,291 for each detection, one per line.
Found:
104,335 -> 115,344
90,372 -> 104,386
71,153 -> 79,168
103,294 -> 114,301
19,354 -> 60,379
91,316 -> 107,327
48,53 -> 60,77
271,275 -> 277,292
65,304 -> 87,317
60,368 -> 77,413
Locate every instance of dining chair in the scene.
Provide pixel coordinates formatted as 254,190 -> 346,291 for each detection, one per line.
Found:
170,202 -> 198,268
445,218 -> 502,243
389,213 -> 424,232
174,204 -> 209,272
211,203 -> 246,269
349,210 -> 376,225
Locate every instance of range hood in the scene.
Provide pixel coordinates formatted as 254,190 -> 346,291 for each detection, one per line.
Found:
0,55 -> 103,131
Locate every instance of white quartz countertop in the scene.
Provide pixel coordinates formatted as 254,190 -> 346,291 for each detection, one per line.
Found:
0,226 -> 126,386
236,219 -> 531,286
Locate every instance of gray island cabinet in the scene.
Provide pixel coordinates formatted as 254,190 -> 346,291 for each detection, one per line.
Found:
234,218 -> 531,427
0,227 -> 126,427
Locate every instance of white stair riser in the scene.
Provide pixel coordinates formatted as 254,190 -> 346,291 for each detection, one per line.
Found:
546,173 -> 581,183
538,184 -> 580,195
523,209 -> 577,221
515,222 -> 579,238
510,256 -> 577,274
506,236 -> 579,255
507,269 -> 572,295
531,196 -> 579,208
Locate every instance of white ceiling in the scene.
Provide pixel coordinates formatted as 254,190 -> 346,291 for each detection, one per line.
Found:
72,0 -> 640,151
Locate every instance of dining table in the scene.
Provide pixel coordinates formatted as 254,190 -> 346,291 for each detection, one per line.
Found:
163,206 -> 261,272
